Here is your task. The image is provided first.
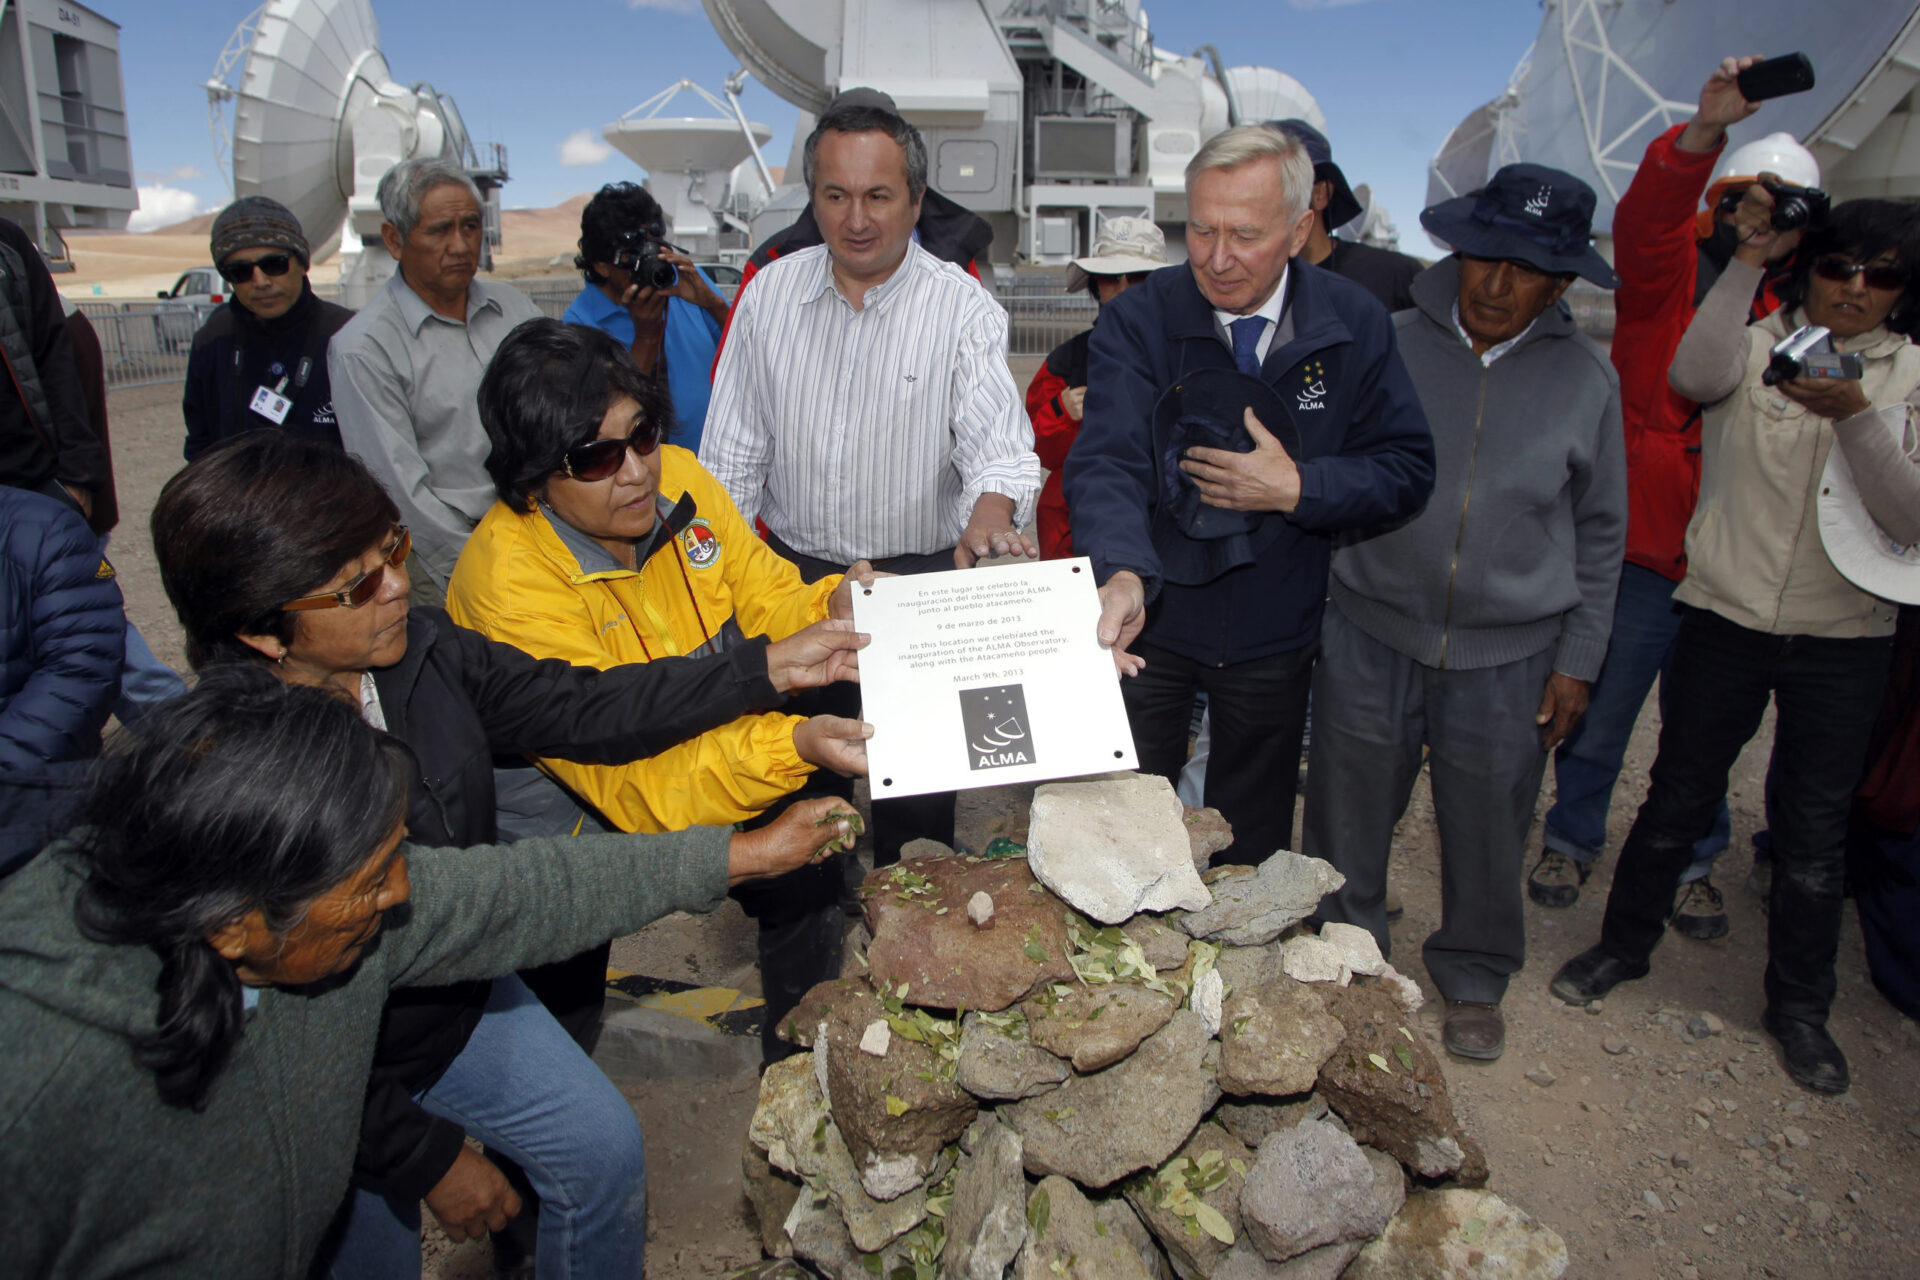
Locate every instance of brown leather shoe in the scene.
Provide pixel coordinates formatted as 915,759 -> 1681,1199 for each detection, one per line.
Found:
1442,999 -> 1505,1061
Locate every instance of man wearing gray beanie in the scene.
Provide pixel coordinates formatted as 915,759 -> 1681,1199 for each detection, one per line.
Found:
181,196 -> 354,460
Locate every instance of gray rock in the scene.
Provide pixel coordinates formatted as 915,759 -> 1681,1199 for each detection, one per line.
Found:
1317,923 -> 1386,977
1006,1010 -> 1221,1188
1027,774 -> 1213,923
1524,1064 -> 1556,1088
782,1193 -> 866,1280
1602,1035 -> 1631,1056
1361,1145 -> 1408,1228
742,1136 -> 803,1257
1279,935 -> 1351,985
1023,979 -> 1180,1072
748,1055 -> 929,1252
1180,852 -> 1346,947
944,1116 -> 1028,1280
1215,1094 -> 1330,1149
1213,1239 -> 1365,1280
1344,1189 -> 1569,1279
1097,1198 -> 1177,1280
1133,918 -> 1198,971
1123,1122 -> 1252,1278
1214,944 -> 1284,996
1217,979 -> 1346,1097
1239,1120 -> 1392,1262
1017,1175 -> 1162,1280
954,1010 -> 1072,1101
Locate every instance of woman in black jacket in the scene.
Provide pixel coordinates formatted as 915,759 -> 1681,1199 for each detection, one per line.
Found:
150,433 -> 863,1279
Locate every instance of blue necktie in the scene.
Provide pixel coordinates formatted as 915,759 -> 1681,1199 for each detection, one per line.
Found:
1229,316 -> 1266,376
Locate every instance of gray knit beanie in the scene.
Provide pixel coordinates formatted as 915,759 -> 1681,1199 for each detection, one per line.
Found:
209,196 -> 310,267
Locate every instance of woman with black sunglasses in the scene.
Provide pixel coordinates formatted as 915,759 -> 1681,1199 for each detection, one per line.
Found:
181,197 -> 355,462
1552,197 -> 1920,1096
446,318 -> 876,1068
149,433 -> 864,1278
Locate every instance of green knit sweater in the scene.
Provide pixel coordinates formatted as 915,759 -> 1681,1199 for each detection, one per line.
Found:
0,826 -> 731,1278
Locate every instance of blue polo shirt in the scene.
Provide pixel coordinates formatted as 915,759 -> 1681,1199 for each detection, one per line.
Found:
562,275 -> 724,454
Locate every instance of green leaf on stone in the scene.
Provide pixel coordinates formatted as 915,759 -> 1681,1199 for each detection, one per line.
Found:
1028,1186 -> 1051,1235
1461,1217 -> 1487,1244
1192,1201 -> 1235,1245
862,1255 -> 883,1274
1368,1052 -> 1391,1073
1394,1045 -> 1415,1072
1095,1221 -> 1107,1236
884,1095 -> 909,1117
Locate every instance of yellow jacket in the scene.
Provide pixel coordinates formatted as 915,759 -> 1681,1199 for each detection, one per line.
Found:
446,445 -> 840,832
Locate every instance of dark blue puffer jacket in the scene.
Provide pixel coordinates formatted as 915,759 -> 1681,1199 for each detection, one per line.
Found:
0,486 -> 123,872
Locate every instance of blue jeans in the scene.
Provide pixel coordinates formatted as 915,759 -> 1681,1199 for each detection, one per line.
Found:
1544,564 -> 1726,883
325,975 -> 647,1279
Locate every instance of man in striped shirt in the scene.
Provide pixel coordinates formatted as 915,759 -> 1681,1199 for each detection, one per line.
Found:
702,93 -> 1040,869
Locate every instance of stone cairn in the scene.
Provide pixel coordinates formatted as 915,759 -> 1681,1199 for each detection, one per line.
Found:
744,773 -> 1569,1280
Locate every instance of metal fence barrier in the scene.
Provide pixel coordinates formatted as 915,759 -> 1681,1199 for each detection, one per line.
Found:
78,300 -> 219,391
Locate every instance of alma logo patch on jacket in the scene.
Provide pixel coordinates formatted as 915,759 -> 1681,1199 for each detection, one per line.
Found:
1297,359 -> 1329,412
679,518 -> 721,568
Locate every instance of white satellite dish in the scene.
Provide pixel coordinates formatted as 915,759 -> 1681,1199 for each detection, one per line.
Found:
205,0 -> 506,302
1220,66 -> 1325,131
603,79 -> 774,254
1431,0 -> 1920,233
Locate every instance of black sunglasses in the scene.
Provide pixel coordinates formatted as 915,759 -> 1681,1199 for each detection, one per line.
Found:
217,252 -> 296,285
561,423 -> 662,481
1813,256 -> 1903,292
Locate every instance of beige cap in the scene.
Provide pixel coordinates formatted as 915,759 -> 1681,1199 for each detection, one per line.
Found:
1066,216 -> 1168,292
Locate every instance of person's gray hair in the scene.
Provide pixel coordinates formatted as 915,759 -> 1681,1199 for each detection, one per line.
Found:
1186,126 -> 1314,219
802,102 -> 929,203
377,158 -> 482,243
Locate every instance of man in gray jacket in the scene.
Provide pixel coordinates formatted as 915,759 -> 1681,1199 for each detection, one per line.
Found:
1304,164 -> 1626,1061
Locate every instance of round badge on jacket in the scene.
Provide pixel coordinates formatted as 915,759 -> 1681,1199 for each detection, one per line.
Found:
1818,404 -> 1920,605
680,518 -> 722,568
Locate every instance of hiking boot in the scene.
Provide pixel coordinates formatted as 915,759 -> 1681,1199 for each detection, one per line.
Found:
1442,1000 -> 1505,1061
1670,877 -> 1729,940
1762,1010 -> 1850,1094
1527,850 -> 1590,908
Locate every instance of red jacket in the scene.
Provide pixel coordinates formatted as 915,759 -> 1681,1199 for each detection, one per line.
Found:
1024,328 -> 1090,559
1611,124 -> 1781,580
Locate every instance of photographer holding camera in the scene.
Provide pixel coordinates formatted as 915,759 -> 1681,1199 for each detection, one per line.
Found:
1552,190 -> 1920,1096
564,183 -> 732,452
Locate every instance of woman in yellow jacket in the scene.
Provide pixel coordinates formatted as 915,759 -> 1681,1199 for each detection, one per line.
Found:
448,318 -> 874,1060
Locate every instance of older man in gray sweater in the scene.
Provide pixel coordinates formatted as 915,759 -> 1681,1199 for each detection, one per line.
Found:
1304,164 -> 1627,1062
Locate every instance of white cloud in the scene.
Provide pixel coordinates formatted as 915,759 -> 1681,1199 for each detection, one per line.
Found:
560,128 -> 613,167
171,164 -> 206,181
127,184 -> 203,233
627,0 -> 699,11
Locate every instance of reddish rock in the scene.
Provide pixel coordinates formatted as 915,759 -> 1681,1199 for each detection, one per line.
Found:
1021,980 -> 1179,1073
1314,985 -> 1480,1181
1217,978 -> 1346,1097
862,853 -> 1077,1011
1183,805 -> 1235,869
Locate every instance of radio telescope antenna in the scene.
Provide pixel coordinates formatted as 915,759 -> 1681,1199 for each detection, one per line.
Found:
201,0 -> 509,303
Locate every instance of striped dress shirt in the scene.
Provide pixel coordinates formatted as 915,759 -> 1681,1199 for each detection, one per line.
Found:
701,240 -> 1040,563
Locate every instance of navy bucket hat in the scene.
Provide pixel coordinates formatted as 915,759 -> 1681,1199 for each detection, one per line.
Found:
1420,162 -> 1619,289
1267,119 -> 1363,232
1149,369 -> 1297,585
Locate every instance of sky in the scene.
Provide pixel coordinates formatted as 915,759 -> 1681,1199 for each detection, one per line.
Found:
117,0 -> 1547,256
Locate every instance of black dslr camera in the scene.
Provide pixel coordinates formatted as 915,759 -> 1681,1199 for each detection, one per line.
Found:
1759,180 -> 1830,232
613,228 -> 679,290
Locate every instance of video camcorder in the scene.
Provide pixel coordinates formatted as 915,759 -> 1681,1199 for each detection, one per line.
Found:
1762,324 -> 1864,387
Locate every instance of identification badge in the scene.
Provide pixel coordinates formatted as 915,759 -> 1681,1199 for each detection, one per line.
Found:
250,385 -> 292,424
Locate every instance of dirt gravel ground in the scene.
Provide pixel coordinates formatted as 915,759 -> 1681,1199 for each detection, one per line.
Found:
99,380 -> 1920,1280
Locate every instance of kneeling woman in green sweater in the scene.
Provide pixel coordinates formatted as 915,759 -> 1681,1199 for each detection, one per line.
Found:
0,664 -> 850,1279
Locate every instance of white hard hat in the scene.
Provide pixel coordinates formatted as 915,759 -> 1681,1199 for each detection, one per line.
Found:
1711,131 -> 1820,190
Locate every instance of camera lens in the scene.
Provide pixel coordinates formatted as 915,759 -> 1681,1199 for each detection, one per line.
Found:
1771,199 -> 1809,232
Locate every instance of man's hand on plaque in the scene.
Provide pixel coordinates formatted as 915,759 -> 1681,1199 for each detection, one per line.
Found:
1096,570 -> 1148,677
955,493 -> 1040,568
828,560 -> 885,620
766,619 -> 869,693
1179,408 -> 1303,513
793,714 -> 873,777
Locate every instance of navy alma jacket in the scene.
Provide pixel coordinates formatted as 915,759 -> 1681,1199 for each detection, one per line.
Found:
1064,260 -> 1435,666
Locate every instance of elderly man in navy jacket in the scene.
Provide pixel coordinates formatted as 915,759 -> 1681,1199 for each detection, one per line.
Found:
1066,125 -> 1435,867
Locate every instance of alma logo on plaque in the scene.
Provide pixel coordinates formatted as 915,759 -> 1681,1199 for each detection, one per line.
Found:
960,684 -> 1035,770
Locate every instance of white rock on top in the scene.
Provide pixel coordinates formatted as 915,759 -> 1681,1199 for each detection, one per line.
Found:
1026,773 -> 1212,924
860,1019 -> 893,1058
1319,922 -> 1386,976
1281,934 -> 1353,986
1192,966 -> 1226,1038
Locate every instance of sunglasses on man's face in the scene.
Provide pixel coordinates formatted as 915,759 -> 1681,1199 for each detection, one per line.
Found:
561,423 -> 662,482
217,252 -> 296,285
1813,256 -> 1903,292
283,527 -> 410,612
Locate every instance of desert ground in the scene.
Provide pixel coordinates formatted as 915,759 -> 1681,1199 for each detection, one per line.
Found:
90,247 -> 1920,1278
